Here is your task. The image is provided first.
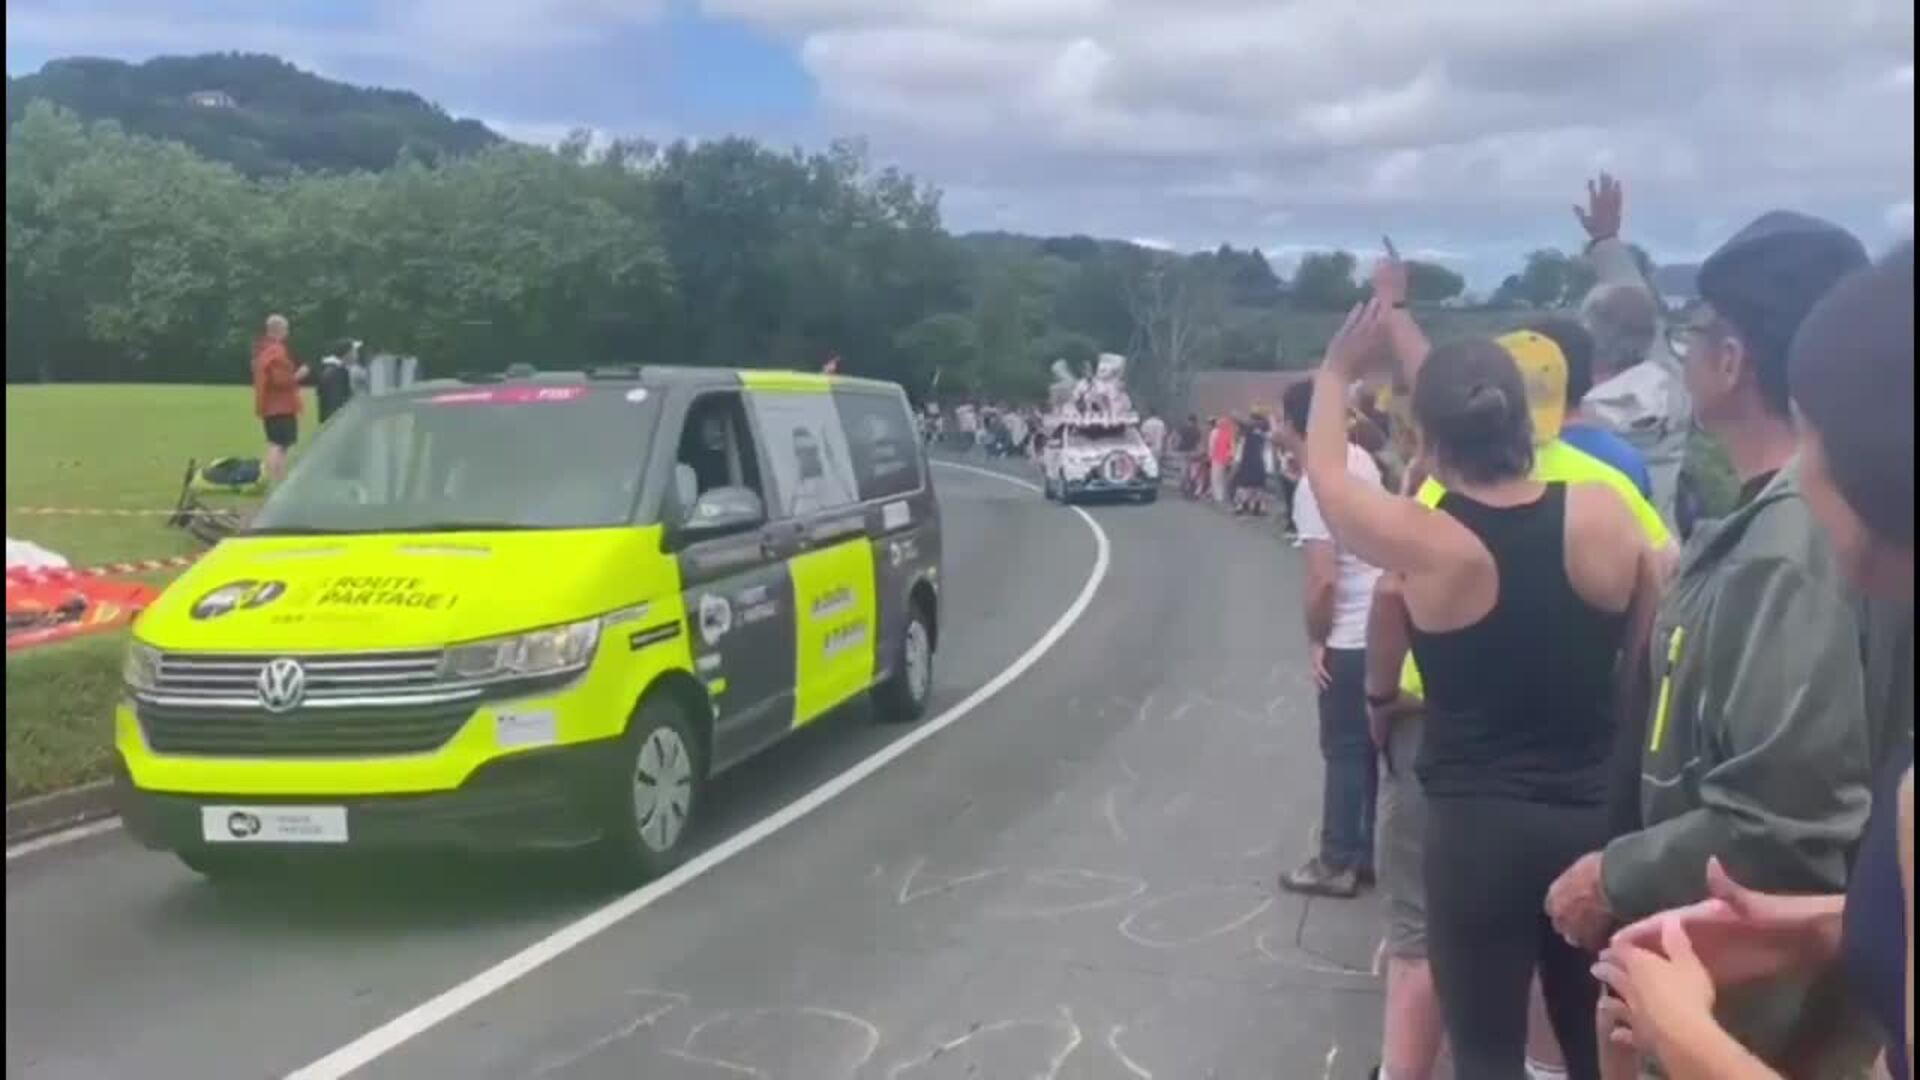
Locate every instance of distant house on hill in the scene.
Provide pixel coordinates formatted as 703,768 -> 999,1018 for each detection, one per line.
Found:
186,90 -> 237,109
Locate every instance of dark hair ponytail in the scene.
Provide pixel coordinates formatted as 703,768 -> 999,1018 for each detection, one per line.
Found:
1457,382 -> 1516,441
1412,338 -> 1534,485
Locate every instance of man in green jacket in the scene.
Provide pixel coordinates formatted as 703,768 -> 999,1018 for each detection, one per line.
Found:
1546,209 -> 1875,1073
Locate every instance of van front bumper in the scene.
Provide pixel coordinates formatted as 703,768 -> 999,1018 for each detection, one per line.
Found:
115,738 -> 627,854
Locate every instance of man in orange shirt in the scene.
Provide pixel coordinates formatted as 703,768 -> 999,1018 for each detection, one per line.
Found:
251,314 -> 307,483
1209,415 -> 1236,503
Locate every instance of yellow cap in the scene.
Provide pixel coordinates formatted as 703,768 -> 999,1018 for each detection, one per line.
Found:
1494,329 -> 1567,446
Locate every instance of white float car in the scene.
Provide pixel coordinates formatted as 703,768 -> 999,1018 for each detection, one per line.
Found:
1040,416 -> 1159,504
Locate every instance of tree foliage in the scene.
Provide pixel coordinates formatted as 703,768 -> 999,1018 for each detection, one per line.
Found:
1292,250 -> 1365,310
1404,260 -> 1467,304
7,53 -> 501,177
1488,248 -> 1600,310
9,85 -> 1649,405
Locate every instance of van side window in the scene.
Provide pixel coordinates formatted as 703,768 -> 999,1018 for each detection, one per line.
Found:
836,390 -> 924,501
676,393 -> 764,501
746,391 -> 861,519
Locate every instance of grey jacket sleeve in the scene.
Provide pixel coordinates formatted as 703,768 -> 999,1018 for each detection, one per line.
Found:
1601,557 -> 1874,920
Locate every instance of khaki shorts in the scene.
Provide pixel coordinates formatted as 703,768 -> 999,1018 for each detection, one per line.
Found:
1376,707 -> 1427,960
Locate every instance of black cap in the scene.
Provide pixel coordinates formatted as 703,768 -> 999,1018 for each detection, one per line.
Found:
1697,210 -> 1869,414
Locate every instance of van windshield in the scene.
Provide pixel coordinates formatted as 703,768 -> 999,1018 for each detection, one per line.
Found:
249,385 -> 659,534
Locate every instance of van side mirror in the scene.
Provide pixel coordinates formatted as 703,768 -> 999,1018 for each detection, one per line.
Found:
671,485 -> 766,545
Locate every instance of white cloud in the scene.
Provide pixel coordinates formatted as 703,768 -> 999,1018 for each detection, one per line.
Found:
712,0 -> 1917,270
9,0 -> 1913,277
1890,200 -> 1916,236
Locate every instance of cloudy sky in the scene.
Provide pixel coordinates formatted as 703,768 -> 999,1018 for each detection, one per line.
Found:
7,0 -> 1914,286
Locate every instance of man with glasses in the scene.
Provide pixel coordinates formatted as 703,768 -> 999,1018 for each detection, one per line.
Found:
1546,210 -> 1882,1075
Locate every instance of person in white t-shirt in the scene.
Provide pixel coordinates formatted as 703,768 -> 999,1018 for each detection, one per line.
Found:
1275,378 -> 1384,900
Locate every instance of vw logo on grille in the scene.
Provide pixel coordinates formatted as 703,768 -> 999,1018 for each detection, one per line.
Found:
256,657 -> 307,713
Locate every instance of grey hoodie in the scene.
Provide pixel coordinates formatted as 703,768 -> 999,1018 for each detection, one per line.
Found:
1582,238 -> 1691,527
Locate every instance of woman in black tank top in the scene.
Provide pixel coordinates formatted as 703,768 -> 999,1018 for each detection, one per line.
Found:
1303,303 -> 1658,1080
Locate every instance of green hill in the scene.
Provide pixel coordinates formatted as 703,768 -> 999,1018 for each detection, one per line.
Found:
5,53 -> 502,176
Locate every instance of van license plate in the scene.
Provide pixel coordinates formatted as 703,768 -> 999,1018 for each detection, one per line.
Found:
201,806 -> 349,844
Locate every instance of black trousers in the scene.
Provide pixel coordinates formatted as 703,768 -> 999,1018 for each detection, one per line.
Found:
1425,793 -> 1611,1080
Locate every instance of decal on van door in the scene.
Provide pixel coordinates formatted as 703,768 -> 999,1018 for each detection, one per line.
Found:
788,538 -> 877,727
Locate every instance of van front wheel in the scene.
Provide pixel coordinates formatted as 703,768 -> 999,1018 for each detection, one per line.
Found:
874,604 -> 935,724
600,697 -> 703,880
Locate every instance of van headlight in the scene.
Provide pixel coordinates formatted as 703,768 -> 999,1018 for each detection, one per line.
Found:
123,641 -> 162,692
440,619 -> 601,683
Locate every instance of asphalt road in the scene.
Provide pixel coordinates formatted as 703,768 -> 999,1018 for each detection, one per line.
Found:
7,460 -> 1386,1080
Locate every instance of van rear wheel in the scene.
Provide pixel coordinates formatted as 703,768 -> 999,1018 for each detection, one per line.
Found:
599,697 -> 703,881
875,603 -> 935,724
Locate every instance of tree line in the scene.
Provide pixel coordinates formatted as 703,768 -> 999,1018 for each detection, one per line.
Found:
5,100 -> 1627,406
7,53 -> 502,178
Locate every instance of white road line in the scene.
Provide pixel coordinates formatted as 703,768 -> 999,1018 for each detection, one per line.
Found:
6,817 -> 122,862
288,459 -> 1111,1079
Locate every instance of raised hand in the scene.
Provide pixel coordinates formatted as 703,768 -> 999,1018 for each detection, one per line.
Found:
1371,254 -> 1408,309
1576,173 -> 1624,242
1607,857 -> 1842,987
1321,299 -> 1391,381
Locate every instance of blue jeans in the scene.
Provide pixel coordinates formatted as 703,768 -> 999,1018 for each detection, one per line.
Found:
1318,647 -> 1378,873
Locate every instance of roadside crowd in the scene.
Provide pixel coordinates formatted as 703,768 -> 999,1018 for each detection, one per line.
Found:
1276,175 -> 1912,1080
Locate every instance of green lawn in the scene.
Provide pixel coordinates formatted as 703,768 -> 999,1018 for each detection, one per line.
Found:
4,634 -> 127,801
6,384 -> 271,800
6,384 -> 266,567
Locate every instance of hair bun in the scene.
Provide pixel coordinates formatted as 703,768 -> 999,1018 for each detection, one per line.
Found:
1456,382 -> 1512,439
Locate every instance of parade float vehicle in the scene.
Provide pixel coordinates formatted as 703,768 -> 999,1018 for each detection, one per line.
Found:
1038,353 -> 1159,504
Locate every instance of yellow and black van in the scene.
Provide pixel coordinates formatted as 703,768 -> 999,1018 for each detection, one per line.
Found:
116,367 -> 941,880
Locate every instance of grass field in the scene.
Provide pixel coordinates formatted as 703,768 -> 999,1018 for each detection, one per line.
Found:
6,384 -> 271,800
6,384 -> 266,567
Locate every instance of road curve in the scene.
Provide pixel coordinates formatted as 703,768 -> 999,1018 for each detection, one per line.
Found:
7,461 -> 1385,1080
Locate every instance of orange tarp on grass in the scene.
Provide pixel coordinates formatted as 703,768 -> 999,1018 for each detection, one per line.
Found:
5,572 -> 159,651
